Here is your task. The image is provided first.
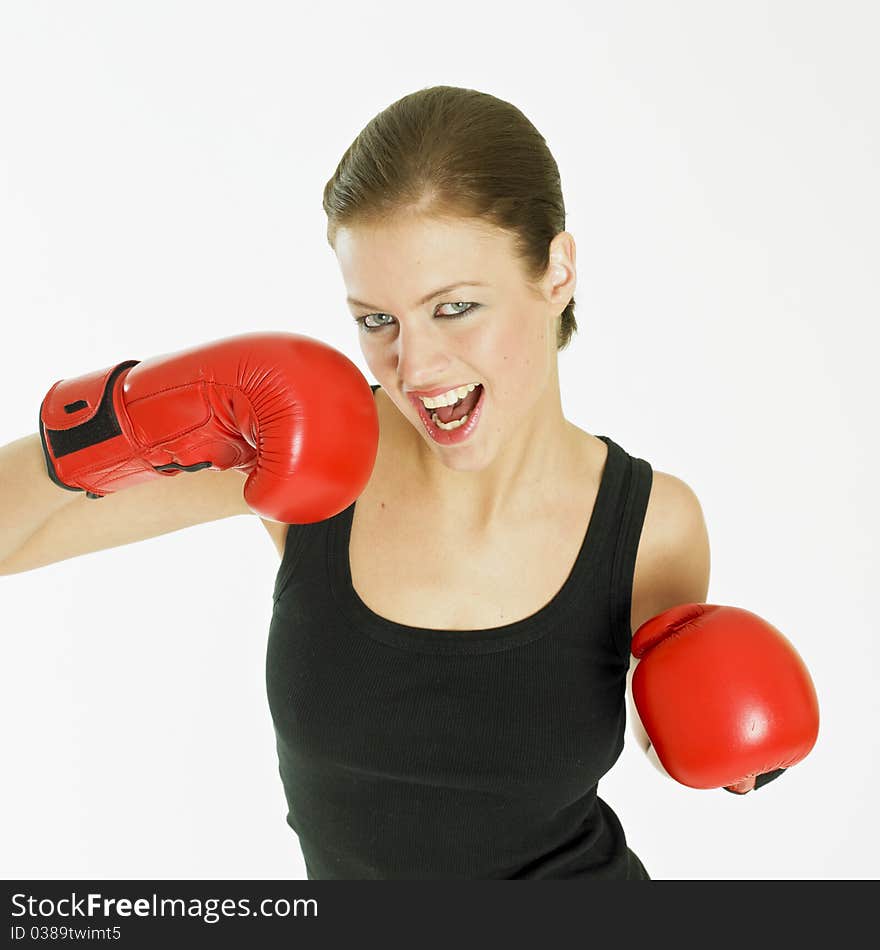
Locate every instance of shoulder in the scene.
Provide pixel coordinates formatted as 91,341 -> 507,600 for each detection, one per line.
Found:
642,470 -> 708,554
629,469 -> 711,638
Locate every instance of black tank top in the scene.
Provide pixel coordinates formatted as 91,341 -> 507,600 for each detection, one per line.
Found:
266,386 -> 654,879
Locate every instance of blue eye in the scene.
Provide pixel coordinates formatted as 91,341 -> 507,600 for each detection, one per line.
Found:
355,302 -> 479,332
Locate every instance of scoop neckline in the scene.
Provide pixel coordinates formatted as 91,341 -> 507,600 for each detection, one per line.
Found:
328,435 -> 620,655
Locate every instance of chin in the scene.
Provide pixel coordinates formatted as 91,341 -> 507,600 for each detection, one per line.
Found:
438,455 -> 486,471
424,439 -> 493,471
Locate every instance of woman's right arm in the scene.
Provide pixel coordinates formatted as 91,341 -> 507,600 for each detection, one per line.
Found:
2,331 -> 377,575
0,432 -> 253,575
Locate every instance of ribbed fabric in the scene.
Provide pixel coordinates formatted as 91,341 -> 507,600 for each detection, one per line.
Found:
266,387 -> 654,879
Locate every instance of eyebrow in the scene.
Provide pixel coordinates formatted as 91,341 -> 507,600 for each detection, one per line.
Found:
346,281 -> 488,312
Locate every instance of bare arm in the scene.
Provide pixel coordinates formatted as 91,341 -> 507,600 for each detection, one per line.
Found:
0,434 -> 84,567
0,433 -> 257,575
626,470 -> 712,780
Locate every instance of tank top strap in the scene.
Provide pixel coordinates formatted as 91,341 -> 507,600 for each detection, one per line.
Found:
274,385 -> 653,666
595,436 -> 653,662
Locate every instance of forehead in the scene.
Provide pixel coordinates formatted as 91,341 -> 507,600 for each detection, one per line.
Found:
334,215 -> 515,279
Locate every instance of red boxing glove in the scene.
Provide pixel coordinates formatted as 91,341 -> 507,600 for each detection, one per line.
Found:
39,331 -> 379,524
631,603 -> 820,791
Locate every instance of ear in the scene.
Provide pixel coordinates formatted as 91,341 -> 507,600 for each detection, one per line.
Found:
547,231 -> 577,305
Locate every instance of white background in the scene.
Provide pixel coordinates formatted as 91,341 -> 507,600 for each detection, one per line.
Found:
1,1 -> 876,880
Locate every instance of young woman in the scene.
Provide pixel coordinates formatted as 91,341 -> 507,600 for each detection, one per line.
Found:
2,85 -> 713,879
261,85 -> 714,879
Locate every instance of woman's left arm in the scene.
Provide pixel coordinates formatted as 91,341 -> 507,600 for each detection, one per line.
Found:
627,472 -> 818,795
626,471 -> 711,774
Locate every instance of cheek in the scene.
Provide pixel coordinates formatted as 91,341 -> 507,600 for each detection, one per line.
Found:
358,335 -> 390,369
488,316 -> 552,396
477,315 -> 540,367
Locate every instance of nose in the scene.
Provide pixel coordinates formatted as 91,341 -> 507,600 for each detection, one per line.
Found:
395,321 -> 452,390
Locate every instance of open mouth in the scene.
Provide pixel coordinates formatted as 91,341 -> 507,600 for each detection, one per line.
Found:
413,383 -> 485,436
431,384 -> 482,428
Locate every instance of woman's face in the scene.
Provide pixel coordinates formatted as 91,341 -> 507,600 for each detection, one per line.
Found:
334,214 -> 575,473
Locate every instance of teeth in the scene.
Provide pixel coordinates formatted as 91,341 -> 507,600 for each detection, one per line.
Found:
432,411 -> 470,431
419,383 -> 477,410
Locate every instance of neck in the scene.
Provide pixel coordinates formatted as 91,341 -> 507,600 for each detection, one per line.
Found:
405,375 -> 576,535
